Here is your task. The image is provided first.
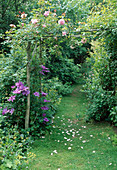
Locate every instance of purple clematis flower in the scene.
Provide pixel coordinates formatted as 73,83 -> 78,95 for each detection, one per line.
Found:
10,108 -> 14,115
33,92 -> 40,97
8,96 -> 16,102
15,81 -> 24,88
43,117 -> 49,122
44,99 -> 50,102
41,65 -> 48,70
22,90 -> 30,96
39,65 -> 50,75
39,71 -> 45,75
11,86 -> 15,89
42,113 -> 46,117
2,107 -> 9,115
41,91 -> 48,97
13,88 -> 21,94
41,106 -> 49,110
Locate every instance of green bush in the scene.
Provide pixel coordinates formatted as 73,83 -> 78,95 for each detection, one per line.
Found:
43,77 -> 73,96
47,57 -> 81,84
109,106 -> 117,126
111,135 -> 117,146
83,41 -> 116,122
0,120 -> 34,169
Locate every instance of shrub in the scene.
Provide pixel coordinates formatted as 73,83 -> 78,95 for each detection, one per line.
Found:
43,77 -> 73,96
0,120 -> 34,169
109,106 -> 117,126
47,57 -> 81,84
111,135 -> 117,146
83,41 -> 116,122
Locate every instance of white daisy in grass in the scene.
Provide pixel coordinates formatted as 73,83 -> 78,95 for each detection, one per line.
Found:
82,140 -> 86,143
53,150 -> 57,154
68,147 -> 71,150
81,146 -> 83,149
90,135 -> 93,137
79,136 -> 82,140
92,151 -> 96,153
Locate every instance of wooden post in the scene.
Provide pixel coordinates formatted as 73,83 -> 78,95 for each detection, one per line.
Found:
39,38 -> 42,94
25,41 -> 31,129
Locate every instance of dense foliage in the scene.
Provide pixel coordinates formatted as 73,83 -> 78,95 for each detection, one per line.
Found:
83,0 -> 117,124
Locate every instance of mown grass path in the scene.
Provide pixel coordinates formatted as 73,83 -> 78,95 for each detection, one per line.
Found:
29,85 -> 117,170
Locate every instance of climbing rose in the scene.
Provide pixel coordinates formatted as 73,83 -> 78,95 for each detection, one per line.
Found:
42,24 -> 46,28
31,19 -> 38,24
21,14 -> 27,18
10,24 -> 16,28
53,13 -> 56,17
44,11 -> 50,17
81,38 -> 87,44
58,19 -> 65,25
54,37 -> 57,40
21,23 -> 24,26
62,31 -> 66,36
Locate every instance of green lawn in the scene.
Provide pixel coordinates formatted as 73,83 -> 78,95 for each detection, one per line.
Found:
27,85 -> 117,170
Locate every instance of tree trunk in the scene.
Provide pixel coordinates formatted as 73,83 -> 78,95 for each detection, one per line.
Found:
25,41 -> 31,129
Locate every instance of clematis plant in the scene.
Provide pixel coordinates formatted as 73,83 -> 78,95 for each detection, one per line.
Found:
4,0 -> 74,129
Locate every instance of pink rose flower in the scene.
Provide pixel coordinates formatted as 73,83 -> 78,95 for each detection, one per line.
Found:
54,37 -> 57,40
42,24 -> 46,28
62,31 -> 66,36
21,23 -> 24,26
31,19 -> 38,24
53,13 -> 56,17
44,11 -> 50,17
10,24 -> 16,28
21,14 -> 27,18
58,19 -> 65,25
81,38 -> 87,44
